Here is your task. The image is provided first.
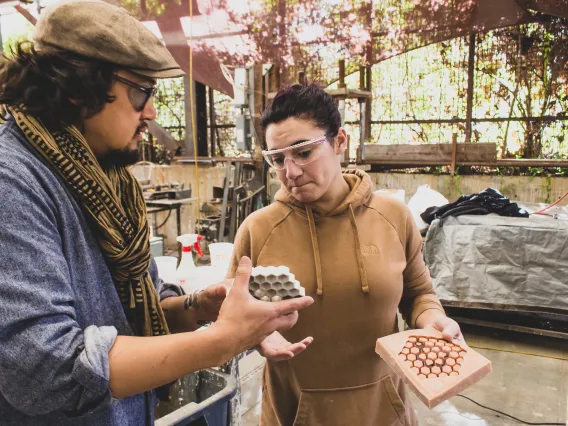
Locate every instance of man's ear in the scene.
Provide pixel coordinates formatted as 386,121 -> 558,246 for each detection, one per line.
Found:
335,127 -> 348,155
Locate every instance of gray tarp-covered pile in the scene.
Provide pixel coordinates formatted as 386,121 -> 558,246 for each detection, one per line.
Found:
424,215 -> 568,313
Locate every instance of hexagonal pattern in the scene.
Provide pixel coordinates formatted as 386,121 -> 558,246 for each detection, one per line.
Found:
398,336 -> 466,379
249,266 -> 305,302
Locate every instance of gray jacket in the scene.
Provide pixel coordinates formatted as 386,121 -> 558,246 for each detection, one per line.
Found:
0,118 -> 180,425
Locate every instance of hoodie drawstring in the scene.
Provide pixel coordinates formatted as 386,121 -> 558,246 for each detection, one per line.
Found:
306,205 -> 323,295
349,204 -> 370,294
305,204 -> 370,295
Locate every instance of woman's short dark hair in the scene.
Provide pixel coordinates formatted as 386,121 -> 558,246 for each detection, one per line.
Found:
0,40 -> 116,129
261,83 -> 341,140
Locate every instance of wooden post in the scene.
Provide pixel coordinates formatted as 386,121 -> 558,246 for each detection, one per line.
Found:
358,66 -> 367,161
450,131 -> 458,176
195,81 -> 208,156
465,32 -> 476,143
228,162 -> 243,242
271,65 -> 281,92
338,59 -> 346,88
365,65 -> 372,147
251,64 -> 266,154
218,162 -> 232,242
208,87 -> 216,157
183,76 -> 194,156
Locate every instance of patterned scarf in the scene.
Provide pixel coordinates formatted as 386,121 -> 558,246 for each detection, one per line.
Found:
9,106 -> 169,337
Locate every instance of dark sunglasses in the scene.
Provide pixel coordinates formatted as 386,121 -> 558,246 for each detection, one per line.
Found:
114,75 -> 157,112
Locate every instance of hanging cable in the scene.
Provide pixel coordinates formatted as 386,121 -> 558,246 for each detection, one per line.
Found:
530,190 -> 568,215
457,395 -> 563,425
189,0 -> 201,263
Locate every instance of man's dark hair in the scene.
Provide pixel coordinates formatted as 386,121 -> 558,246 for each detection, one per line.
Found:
261,83 -> 341,141
0,40 -> 116,129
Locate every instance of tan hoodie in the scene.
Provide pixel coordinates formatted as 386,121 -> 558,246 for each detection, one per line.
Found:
227,170 -> 445,426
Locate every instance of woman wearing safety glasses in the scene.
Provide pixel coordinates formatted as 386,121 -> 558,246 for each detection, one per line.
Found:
227,84 -> 463,426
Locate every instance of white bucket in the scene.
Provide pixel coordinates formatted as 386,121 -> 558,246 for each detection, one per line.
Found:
374,189 -> 406,204
194,266 -> 227,290
208,243 -> 234,272
154,256 -> 178,284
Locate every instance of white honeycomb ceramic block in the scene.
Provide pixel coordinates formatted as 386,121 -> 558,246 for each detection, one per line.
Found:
249,266 -> 305,301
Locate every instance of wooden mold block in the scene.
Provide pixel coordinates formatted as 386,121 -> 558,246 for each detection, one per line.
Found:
375,329 -> 491,409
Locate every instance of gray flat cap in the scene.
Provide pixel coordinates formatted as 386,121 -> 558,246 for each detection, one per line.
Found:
33,0 -> 184,79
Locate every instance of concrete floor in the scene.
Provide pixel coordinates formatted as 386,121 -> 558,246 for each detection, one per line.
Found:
238,325 -> 568,426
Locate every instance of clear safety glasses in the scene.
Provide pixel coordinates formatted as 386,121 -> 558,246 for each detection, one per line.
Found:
262,135 -> 328,170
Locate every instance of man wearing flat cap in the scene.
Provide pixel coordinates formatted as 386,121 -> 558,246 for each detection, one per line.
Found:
0,1 -> 313,424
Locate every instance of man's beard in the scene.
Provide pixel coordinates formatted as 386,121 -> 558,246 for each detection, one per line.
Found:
98,147 -> 140,168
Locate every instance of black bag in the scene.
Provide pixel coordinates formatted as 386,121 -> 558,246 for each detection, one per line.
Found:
420,188 -> 529,225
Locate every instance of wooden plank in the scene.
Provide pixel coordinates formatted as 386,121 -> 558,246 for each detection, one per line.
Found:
495,159 -> 568,167
175,156 -> 254,164
451,316 -> 568,340
441,300 -> 568,316
369,158 -> 568,168
267,87 -> 372,100
364,143 -> 497,163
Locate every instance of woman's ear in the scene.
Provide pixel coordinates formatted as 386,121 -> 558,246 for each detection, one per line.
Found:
335,127 -> 348,155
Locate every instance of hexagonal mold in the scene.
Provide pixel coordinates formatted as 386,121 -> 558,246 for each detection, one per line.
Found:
282,281 -> 294,290
249,265 -> 306,302
375,329 -> 492,409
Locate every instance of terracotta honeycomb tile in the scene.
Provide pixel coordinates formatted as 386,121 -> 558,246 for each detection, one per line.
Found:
375,329 -> 492,409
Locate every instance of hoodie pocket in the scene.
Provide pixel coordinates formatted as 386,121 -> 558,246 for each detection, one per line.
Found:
291,375 -> 407,426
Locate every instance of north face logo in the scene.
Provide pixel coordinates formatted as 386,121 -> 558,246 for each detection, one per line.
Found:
361,245 -> 380,256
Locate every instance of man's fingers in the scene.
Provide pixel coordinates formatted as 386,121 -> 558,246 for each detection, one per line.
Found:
272,311 -> 299,332
232,257 -> 252,291
301,337 -> 314,346
215,285 -> 228,298
273,296 -> 314,316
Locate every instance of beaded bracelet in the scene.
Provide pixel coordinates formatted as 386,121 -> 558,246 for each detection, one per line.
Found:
183,290 -> 202,311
